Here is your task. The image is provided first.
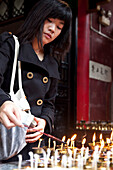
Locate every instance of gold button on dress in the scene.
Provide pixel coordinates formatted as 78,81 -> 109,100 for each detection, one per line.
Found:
37,99 -> 43,106
27,72 -> 33,79
43,77 -> 48,84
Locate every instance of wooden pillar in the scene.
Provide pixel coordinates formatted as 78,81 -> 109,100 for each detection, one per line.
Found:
77,0 -> 90,121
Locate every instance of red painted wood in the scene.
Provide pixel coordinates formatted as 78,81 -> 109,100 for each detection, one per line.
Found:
77,0 -> 90,121
89,1 -> 113,121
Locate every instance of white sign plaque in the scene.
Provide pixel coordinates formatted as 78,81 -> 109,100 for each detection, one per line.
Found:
89,60 -> 112,82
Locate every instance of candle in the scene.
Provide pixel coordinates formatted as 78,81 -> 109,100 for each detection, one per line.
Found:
51,156 -> 54,167
106,138 -> 110,147
99,133 -> 102,143
68,149 -> 72,168
99,139 -> 104,154
107,151 -> 111,169
77,154 -> 81,169
47,148 -> 51,161
53,141 -> 56,150
38,138 -> 43,148
92,151 -> 97,170
82,138 -> 86,148
48,138 -> 51,148
61,155 -> 67,168
61,136 -> 66,150
92,133 -> 96,146
72,141 -> 75,149
61,143 -> 63,150
42,149 -> 47,168
101,139 -> 104,149
81,146 -> 84,157
111,147 -> 113,163
74,148 -> 77,160
67,138 -> 70,146
95,145 -> 99,154
110,131 -> 113,143
92,145 -> 99,170
80,146 -> 84,169
18,154 -> 22,170
34,154 -> 39,169
72,148 -> 77,167
55,149 -> 58,166
26,167 -> 31,170
28,151 -> 34,169
84,147 -> 89,165
70,134 -> 77,148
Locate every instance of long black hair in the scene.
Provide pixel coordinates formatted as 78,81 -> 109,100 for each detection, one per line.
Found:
17,0 -> 72,58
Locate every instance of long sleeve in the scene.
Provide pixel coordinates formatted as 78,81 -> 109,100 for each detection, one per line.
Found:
0,32 -> 15,106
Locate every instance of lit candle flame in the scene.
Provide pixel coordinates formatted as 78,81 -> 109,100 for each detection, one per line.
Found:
92,133 -> 96,146
101,139 -> 104,149
62,136 -> 66,142
82,138 -> 86,147
106,138 -> 110,146
61,136 -> 66,150
82,138 -> 86,145
26,167 -> 31,170
110,131 -> 113,141
70,134 -> 77,148
99,133 -> 102,145
67,138 -> 71,146
99,133 -> 102,141
71,134 -> 77,141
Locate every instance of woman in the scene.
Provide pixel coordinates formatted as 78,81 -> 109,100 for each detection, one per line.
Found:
0,0 -> 72,160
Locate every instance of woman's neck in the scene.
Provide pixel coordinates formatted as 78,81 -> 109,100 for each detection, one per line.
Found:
32,38 -> 44,61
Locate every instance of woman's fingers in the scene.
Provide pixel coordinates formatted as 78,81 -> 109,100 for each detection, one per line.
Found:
34,117 -> 46,127
0,113 -> 16,129
26,131 -> 42,138
25,117 -> 46,143
26,135 -> 42,143
25,131 -> 43,143
0,101 -> 24,129
27,125 -> 43,133
7,108 -> 24,128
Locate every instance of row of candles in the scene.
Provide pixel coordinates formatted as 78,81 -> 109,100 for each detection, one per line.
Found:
75,120 -> 113,131
92,131 -> 113,147
15,131 -> 113,169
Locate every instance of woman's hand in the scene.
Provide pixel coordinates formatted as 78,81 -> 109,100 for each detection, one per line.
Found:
0,101 -> 24,129
25,117 -> 46,143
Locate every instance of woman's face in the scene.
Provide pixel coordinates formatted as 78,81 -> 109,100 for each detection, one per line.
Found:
42,18 -> 64,46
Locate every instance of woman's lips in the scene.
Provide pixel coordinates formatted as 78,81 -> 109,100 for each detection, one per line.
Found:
44,33 -> 52,39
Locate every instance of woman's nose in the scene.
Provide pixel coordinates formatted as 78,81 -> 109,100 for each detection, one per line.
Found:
49,24 -> 55,33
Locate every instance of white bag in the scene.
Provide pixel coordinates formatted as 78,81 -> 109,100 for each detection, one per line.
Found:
0,35 -> 36,160
9,35 -> 35,127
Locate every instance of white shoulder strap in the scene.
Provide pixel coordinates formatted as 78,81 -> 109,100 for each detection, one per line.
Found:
9,35 -> 31,112
10,35 -> 22,94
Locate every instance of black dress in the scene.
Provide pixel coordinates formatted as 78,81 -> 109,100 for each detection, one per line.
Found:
0,32 -> 60,161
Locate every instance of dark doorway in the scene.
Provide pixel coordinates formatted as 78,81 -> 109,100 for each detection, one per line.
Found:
53,0 -> 77,138
25,0 -> 78,138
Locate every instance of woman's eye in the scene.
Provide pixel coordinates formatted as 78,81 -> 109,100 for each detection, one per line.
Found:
47,19 -> 52,23
57,26 -> 62,30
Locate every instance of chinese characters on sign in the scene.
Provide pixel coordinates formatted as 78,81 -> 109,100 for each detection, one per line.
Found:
89,60 -> 112,82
